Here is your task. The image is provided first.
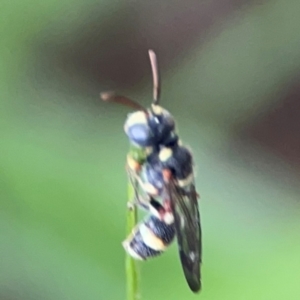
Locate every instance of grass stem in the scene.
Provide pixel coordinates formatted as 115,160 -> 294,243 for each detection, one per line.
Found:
126,179 -> 140,300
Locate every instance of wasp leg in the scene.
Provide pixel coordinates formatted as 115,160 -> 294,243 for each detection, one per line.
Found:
127,184 -> 165,221
126,165 -> 153,212
122,223 -> 146,261
127,196 -> 151,211
126,201 -> 135,210
126,164 -> 159,196
139,197 -> 170,221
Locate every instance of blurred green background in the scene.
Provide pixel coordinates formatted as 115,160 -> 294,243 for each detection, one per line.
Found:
1,1 -> 300,299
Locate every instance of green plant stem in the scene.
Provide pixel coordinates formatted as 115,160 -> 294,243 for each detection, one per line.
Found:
126,179 -> 140,300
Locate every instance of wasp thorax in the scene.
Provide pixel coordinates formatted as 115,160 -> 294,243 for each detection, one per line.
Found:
160,145 -> 194,181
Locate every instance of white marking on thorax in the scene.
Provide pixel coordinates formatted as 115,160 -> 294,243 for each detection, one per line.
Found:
159,147 -> 172,162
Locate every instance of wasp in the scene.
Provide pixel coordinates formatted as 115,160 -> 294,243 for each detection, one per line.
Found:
101,50 -> 202,293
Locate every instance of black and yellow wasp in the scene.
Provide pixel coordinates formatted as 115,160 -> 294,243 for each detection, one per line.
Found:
101,50 -> 202,293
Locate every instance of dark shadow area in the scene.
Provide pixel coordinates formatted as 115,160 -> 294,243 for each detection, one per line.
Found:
244,76 -> 300,168
32,0 -> 259,100
225,75 -> 300,190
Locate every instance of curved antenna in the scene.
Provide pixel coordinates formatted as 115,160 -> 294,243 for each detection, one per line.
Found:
148,49 -> 160,105
100,91 -> 146,112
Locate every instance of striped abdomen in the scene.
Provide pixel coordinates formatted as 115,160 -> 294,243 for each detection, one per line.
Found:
123,214 -> 175,260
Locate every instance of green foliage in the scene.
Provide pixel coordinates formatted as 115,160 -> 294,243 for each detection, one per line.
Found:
129,146 -> 147,165
1,1 -> 300,300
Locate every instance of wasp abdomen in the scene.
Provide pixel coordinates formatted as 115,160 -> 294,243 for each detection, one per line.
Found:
128,230 -> 163,260
123,215 -> 175,260
145,215 -> 175,245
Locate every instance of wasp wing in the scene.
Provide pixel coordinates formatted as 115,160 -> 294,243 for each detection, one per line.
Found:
166,178 -> 202,293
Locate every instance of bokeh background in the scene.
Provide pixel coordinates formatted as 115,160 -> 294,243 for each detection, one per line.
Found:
1,1 -> 300,299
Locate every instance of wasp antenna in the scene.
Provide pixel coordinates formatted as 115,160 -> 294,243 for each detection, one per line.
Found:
100,91 -> 146,112
148,49 -> 160,105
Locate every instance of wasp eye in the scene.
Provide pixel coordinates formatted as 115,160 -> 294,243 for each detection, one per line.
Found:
126,124 -> 153,147
125,111 -> 147,128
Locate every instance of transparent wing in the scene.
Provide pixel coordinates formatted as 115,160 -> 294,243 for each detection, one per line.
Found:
166,178 -> 202,293
126,167 -> 149,210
